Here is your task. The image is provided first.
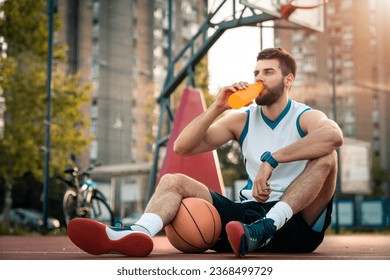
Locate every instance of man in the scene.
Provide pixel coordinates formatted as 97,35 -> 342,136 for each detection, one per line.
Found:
68,47 -> 343,257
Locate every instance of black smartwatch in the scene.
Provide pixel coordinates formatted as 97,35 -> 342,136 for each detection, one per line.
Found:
260,151 -> 278,168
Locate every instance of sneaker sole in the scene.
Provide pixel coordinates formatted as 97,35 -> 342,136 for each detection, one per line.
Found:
67,218 -> 153,257
225,221 -> 245,257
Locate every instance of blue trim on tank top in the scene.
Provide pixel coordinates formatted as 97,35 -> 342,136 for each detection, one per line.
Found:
239,179 -> 253,202
296,108 -> 311,137
261,99 -> 292,130
239,109 -> 250,147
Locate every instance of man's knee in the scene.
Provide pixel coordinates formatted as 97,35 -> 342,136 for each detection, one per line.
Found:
158,173 -> 192,193
309,150 -> 338,172
157,173 -> 212,202
159,173 -> 181,188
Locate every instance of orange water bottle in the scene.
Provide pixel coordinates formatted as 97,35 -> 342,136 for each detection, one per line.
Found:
228,82 -> 264,109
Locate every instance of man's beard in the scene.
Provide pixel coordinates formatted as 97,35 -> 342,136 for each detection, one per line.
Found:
255,79 -> 285,106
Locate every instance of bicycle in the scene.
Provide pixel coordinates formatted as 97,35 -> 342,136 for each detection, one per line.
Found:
59,165 -> 114,227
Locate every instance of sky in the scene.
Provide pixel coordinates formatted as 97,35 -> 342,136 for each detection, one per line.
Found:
207,1 -> 275,94
208,26 -> 274,94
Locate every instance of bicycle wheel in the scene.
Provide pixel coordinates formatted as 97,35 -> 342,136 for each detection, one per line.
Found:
62,188 -> 77,227
89,196 -> 114,226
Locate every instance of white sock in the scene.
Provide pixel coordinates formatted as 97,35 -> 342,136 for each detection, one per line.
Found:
131,213 -> 164,237
265,201 -> 293,230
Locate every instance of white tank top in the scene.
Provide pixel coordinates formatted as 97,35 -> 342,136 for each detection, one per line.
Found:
238,99 -> 311,203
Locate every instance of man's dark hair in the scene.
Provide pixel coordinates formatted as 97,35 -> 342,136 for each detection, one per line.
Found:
257,48 -> 297,78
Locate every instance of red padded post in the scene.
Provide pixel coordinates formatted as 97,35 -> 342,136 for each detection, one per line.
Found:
156,87 -> 225,195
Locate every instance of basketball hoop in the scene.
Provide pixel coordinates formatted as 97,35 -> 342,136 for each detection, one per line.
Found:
281,0 -> 329,20
239,0 -> 327,32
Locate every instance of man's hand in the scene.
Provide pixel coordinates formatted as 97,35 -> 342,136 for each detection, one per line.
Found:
215,82 -> 249,110
252,162 -> 274,203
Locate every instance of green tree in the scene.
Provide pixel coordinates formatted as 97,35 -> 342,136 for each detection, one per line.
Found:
0,0 -> 92,226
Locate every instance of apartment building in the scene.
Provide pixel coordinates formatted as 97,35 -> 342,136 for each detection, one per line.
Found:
57,0 -> 207,216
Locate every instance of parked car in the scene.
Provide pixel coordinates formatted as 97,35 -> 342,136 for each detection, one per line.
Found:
0,208 -> 61,231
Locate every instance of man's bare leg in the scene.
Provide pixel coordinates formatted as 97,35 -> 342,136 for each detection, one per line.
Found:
138,173 -> 213,229
67,173 -> 214,257
278,150 -> 337,226
226,151 -> 338,257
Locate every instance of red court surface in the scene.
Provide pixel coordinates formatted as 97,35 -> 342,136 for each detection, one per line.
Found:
0,233 -> 389,260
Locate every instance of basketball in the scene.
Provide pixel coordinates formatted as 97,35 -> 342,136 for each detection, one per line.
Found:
165,197 -> 222,253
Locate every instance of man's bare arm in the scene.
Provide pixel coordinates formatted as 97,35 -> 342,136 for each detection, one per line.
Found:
174,83 -> 249,157
272,109 -> 343,163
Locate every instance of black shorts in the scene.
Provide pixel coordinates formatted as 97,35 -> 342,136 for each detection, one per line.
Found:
210,190 -> 333,253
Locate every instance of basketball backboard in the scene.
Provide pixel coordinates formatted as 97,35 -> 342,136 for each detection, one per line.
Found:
240,0 -> 327,32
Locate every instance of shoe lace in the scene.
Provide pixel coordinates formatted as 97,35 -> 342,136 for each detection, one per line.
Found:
248,218 -> 274,245
113,219 -> 151,235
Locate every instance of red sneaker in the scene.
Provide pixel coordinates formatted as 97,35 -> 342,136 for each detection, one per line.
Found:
226,218 -> 276,257
67,218 -> 153,257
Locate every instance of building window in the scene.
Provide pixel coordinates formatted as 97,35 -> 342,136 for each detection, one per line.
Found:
344,123 -> 355,137
340,0 -> 352,10
92,1 -> 100,18
90,140 -> 98,161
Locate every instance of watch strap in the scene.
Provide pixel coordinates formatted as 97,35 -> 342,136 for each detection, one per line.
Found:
261,151 -> 278,168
